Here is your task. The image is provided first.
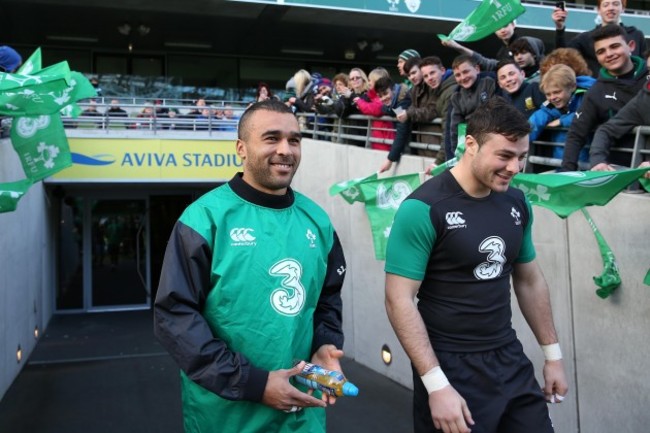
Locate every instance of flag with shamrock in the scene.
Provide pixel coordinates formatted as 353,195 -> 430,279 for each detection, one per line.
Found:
360,173 -> 423,260
580,209 -> 621,299
512,167 -> 650,218
438,0 -> 526,42
0,179 -> 33,213
328,172 -> 379,204
10,114 -> 72,181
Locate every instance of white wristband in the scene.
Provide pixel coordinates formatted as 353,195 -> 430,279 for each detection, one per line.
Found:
541,343 -> 563,361
420,366 -> 450,394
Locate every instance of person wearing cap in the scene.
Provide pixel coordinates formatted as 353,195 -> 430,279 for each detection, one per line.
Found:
0,46 -> 22,73
397,49 -> 421,87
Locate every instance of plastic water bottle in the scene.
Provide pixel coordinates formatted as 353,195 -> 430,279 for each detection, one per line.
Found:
293,362 -> 359,397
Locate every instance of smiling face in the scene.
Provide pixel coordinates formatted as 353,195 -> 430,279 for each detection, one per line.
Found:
466,132 -> 529,196
236,110 -> 301,195
594,35 -> 635,76
348,71 -> 366,93
544,84 -> 573,110
407,65 -> 423,86
421,64 -> 445,90
598,0 -> 623,25
497,63 -> 525,94
453,61 -> 480,89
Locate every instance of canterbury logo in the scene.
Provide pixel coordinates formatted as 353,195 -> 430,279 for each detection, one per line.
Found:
445,211 -> 466,226
605,92 -> 617,101
230,228 -> 256,242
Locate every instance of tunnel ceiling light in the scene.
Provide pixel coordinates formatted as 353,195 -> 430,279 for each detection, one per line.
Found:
16,345 -> 22,363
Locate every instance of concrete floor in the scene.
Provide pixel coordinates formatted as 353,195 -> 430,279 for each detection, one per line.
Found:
0,310 -> 413,433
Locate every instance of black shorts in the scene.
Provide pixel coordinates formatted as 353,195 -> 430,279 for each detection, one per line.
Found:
412,340 -> 554,433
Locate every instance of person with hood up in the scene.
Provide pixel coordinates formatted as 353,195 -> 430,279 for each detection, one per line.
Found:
441,20 -> 545,74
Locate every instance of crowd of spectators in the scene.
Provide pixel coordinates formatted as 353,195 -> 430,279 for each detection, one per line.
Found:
277,1 -> 650,174
4,0 -> 650,175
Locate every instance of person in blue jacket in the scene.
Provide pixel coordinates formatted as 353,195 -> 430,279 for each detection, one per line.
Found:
528,64 -> 594,162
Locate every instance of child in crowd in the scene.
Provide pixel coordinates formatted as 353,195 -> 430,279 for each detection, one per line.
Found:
528,64 -> 592,162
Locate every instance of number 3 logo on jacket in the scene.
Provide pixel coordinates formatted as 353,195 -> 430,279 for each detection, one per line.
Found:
269,258 -> 306,316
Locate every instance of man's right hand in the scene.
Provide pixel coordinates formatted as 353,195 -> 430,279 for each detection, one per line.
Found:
552,8 -> 568,30
429,385 -> 474,433
261,362 -> 327,412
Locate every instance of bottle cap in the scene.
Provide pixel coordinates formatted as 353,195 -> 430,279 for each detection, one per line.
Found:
342,381 -> 359,397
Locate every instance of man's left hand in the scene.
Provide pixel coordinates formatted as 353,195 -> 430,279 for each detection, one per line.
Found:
310,344 -> 344,405
542,359 -> 569,404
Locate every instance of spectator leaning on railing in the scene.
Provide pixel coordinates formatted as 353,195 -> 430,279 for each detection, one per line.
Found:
399,57 -> 440,159
589,80 -> 650,171
495,59 -> 545,118
373,76 -> 412,173
560,24 -> 649,171
529,64 -> 593,162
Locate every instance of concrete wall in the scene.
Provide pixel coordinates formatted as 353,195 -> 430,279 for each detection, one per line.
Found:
1,137 -> 649,432
0,138 -> 55,400
294,139 -> 650,433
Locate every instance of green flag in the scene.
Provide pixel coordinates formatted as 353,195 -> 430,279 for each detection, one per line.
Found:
438,0 -> 526,42
0,68 -> 94,116
359,173 -> 423,260
429,123 -> 466,176
581,209 -> 621,299
513,167 -> 650,218
0,179 -> 32,213
0,60 -> 70,92
329,172 -> 379,204
639,177 -> 649,192
16,48 -> 42,75
10,114 -> 72,181
644,269 -> 650,286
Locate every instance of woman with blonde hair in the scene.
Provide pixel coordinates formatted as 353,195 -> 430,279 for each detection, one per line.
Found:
354,67 -> 408,151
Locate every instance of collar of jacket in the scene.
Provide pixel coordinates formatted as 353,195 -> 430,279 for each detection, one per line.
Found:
229,172 -> 295,209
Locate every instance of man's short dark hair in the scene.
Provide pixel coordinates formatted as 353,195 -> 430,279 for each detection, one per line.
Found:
404,57 -> 423,75
467,96 -> 531,145
374,76 -> 394,94
238,99 -> 295,140
496,59 -> 522,74
592,24 -> 626,44
452,54 -> 478,70
420,56 -> 444,69
509,38 -> 534,56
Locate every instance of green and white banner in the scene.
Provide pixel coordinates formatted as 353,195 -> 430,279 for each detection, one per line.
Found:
0,179 -> 32,213
360,173 -> 423,260
1,48 -> 96,212
10,114 -> 72,181
512,168 -> 650,218
438,0 -> 526,42
330,172 -> 422,260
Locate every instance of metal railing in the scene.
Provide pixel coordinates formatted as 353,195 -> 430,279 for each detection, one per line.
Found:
2,99 -> 648,177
